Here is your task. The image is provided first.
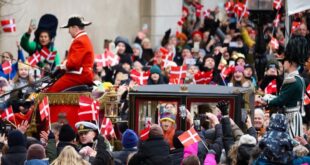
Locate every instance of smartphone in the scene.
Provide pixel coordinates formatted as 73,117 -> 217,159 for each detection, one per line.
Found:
30,19 -> 36,28
185,58 -> 196,65
229,42 -> 239,48
193,42 -> 200,51
179,105 -> 187,119
229,60 -> 235,67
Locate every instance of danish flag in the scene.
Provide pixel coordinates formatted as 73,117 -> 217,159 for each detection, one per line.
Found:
270,38 -> 279,50
95,53 -> 109,67
39,96 -> 50,121
291,21 -> 301,33
170,66 -> 187,80
2,61 -> 12,74
140,126 -> 150,141
1,106 -> 15,123
95,50 -> 119,67
193,3 -> 204,17
304,84 -> 310,105
130,69 -> 150,85
194,71 -> 213,84
160,47 -> 169,55
182,6 -> 189,18
177,17 -> 186,26
27,51 -> 41,66
221,66 -> 235,79
225,1 -> 235,12
234,2 -> 246,18
178,127 -> 202,147
169,78 -> 184,85
100,117 -> 116,139
273,0 -> 282,10
78,96 -> 100,122
40,47 -> 57,61
273,14 -> 281,27
1,19 -> 16,32
264,79 -> 277,94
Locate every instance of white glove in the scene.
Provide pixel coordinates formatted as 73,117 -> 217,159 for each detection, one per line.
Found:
262,94 -> 277,103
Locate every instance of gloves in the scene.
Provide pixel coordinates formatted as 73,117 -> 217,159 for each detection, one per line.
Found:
217,100 -> 229,116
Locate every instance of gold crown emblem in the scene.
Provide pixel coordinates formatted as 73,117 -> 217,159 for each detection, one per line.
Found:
79,125 -> 84,130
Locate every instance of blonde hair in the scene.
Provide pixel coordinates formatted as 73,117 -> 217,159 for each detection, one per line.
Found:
51,146 -> 89,165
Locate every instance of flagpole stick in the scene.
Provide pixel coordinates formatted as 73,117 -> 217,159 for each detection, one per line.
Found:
200,140 -> 209,152
5,119 -> 17,129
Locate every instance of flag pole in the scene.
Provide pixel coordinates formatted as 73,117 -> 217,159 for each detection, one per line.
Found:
200,140 -> 209,151
48,98 -> 51,131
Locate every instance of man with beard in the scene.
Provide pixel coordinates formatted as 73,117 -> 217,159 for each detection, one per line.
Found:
259,61 -> 283,95
263,35 -> 308,138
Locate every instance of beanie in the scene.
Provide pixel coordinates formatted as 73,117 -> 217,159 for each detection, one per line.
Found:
59,124 -> 76,142
122,129 -> 139,148
150,65 -> 161,75
27,144 -> 46,160
238,134 -> 257,146
234,65 -> 244,73
149,124 -> 163,138
8,130 -> 26,147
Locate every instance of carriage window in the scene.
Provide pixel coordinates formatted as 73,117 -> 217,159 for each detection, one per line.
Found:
137,101 -> 178,131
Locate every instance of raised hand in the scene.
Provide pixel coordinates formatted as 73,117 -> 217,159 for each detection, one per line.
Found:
17,120 -> 29,134
217,100 -> 229,116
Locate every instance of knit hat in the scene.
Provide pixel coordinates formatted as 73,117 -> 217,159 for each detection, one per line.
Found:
159,104 -> 177,123
27,144 -> 46,160
149,124 -> 163,138
192,30 -> 203,38
122,129 -> 139,148
8,130 -> 26,147
59,124 -> 76,142
238,134 -> 257,146
132,43 -> 143,59
150,65 -> 161,75
234,65 -> 244,73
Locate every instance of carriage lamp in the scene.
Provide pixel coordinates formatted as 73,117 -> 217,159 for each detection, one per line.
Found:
103,86 -> 121,123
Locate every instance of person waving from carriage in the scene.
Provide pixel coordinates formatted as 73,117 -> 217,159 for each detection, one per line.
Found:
47,15 -> 94,92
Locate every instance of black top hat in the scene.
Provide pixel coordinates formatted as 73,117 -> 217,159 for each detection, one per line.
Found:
61,15 -> 91,28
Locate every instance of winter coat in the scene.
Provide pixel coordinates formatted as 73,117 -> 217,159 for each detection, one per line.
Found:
183,142 -> 217,165
112,148 -> 138,165
91,135 -> 114,165
0,49 -> 25,80
46,138 -> 57,163
1,146 -> 27,165
24,159 -> 49,165
20,32 -> 61,66
169,148 -> 184,165
129,136 -> 172,165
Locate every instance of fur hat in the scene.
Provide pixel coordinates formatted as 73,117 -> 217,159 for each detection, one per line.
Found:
35,14 -> 58,41
238,134 -> 257,146
59,124 -> 76,142
27,144 -> 46,160
284,35 -> 308,65
122,129 -> 139,148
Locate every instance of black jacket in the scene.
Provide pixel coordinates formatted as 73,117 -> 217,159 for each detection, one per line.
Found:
169,148 -> 184,165
113,148 -> 138,165
1,146 -> 27,165
129,136 -> 172,165
92,135 -> 114,165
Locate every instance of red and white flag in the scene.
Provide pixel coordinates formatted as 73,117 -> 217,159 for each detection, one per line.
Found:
1,106 -> 15,123
2,61 -> 12,74
182,6 -> 189,18
225,1 -> 235,12
264,79 -> 277,94
170,66 -> 187,80
40,47 -> 57,61
270,38 -> 279,50
106,50 -> 119,67
178,127 -> 202,147
221,66 -> 235,79
160,47 -> 169,55
304,84 -> 310,105
130,69 -> 150,85
193,3 -> 204,17
100,117 -> 116,139
78,96 -> 100,122
39,96 -> 50,121
273,0 -> 282,10
140,126 -> 150,141
177,17 -> 186,27
95,53 -> 109,67
1,19 -> 16,32
291,21 -> 301,33
194,71 -> 213,84
234,2 -> 246,18
169,78 -> 184,84
273,14 -> 281,27
27,51 -> 41,66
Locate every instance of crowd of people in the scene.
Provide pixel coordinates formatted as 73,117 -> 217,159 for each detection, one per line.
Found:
0,0 -> 310,164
